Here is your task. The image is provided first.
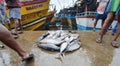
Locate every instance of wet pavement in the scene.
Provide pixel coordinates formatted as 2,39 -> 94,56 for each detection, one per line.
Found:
0,31 -> 120,66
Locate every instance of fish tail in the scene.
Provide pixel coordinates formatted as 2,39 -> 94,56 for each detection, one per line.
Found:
55,53 -> 64,63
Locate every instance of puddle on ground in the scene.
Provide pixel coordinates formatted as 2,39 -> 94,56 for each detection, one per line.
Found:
29,47 -> 92,66
0,50 -> 12,66
109,48 -> 120,66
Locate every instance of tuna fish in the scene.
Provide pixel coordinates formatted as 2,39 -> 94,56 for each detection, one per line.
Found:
60,42 -> 68,54
37,30 -> 82,62
69,33 -> 79,39
38,38 -> 64,45
38,32 -> 50,41
37,30 -> 81,56
55,42 -> 69,62
66,39 -> 81,52
37,44 -> 60,51
52,30 -> 62,39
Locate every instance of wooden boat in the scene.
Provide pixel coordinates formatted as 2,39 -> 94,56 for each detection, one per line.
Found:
5,0 -> 56,30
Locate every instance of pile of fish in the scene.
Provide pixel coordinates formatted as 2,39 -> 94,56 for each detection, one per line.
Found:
37,30 -> 81,54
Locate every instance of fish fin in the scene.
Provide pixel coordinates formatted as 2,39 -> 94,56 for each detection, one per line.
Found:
55,53 -> 64,63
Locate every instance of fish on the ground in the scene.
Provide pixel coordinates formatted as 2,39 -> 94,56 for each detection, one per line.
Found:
66,39 -> 81,52
38,38 -> 64,45
38,32 -> 50,41
69,33 -> 79,39
60,42 -> 68,55
37,44 -> 60,51
37,30 -> 81,53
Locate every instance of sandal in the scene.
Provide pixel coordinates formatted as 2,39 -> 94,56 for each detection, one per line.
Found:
111,41 -> 120,48
18,31 -> 23,34
13,35 -> 19,39
22,54 -> 34,62
96,38 -> 102,43
11,32 -> 18,35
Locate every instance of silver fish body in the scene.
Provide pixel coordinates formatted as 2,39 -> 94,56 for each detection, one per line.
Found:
66,40 -> 81,52
38,44 -> 60,51
37,30 -> 81,53
60,42 -> 68,54
39,38 -> 64,45
38,32 -> 50,41
69,33 -> 79,39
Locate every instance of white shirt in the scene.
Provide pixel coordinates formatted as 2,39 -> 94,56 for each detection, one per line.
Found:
97,0 -> 109,14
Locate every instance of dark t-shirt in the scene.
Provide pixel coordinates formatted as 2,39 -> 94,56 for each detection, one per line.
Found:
5,0 -> 21,8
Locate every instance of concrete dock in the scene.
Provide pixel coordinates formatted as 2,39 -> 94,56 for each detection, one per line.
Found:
0,31 -> 120,66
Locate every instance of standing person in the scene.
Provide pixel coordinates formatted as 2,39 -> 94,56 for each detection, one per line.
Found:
0,0 -> 11,30
0,0 -> 34,61
93,0 -> 109,31
96,0 -> 120,48
6,0 -> 23,37
0,23 -> 34,61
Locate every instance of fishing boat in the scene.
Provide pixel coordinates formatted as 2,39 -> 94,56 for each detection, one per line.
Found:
5,0 -> 56,30
56,0 -> 117,30
75,0 -> 117,30
74,0 -> 98,30
55,0 -> 97,30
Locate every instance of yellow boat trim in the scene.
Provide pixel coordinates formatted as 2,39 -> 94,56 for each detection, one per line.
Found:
23,17 -> 46,28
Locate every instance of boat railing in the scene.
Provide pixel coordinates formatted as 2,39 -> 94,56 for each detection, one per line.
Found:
76,11 -> 96,16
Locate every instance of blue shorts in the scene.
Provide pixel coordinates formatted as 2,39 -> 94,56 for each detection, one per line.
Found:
10,8 -> 21,19
96,12 -> 107,20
